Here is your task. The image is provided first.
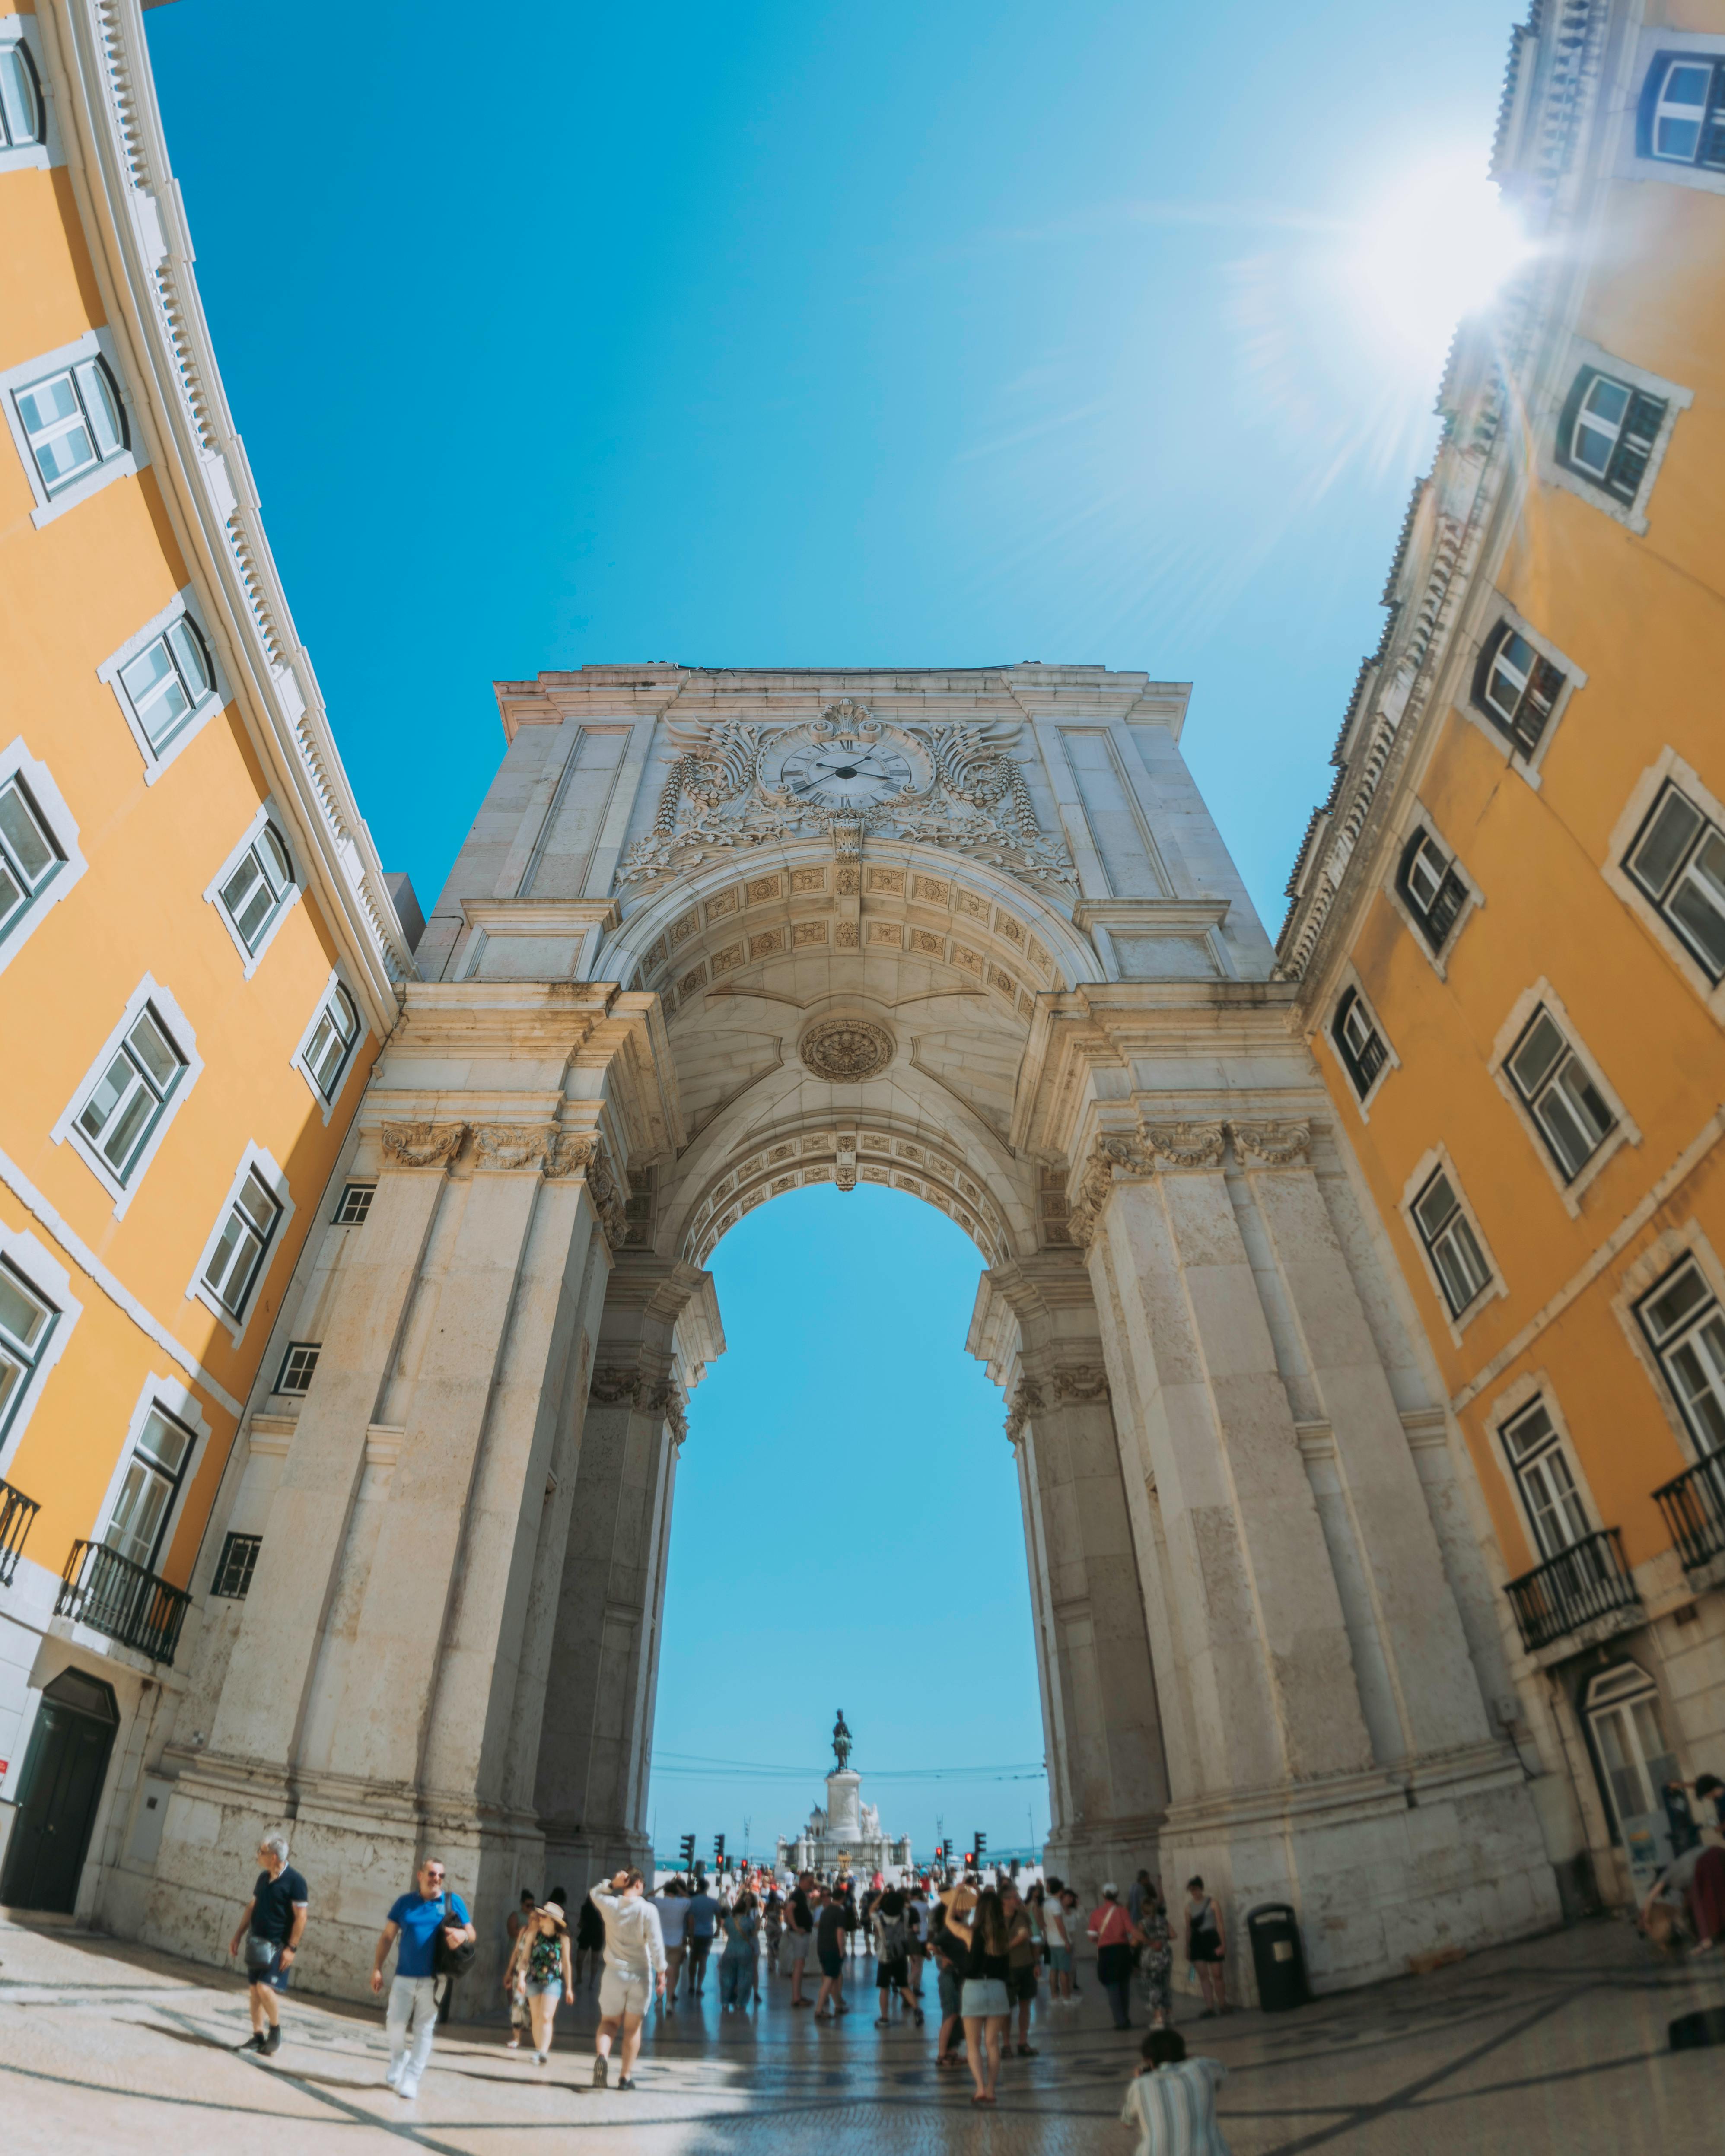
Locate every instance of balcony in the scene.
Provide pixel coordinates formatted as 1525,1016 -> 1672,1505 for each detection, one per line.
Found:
1654,1453 -> 1725,1575
1504,1527 -> 1642,1654
0,1477 -> 39,1586
55,1540 -> 191,1666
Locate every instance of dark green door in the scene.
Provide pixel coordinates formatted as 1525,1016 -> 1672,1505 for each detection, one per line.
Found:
0,1669 -> 118,1913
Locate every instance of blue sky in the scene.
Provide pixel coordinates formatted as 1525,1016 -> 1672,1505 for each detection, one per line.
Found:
148,0 -> 1525,1859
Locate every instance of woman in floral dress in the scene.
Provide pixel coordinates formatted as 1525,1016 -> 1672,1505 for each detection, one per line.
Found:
1139,1884 -> 1175,2029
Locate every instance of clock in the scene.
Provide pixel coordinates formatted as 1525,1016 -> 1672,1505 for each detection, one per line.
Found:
779,737 -> 914,811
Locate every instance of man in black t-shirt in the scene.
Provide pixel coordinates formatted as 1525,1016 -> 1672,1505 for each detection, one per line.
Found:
813,1888 -> 850,2020
228,1832 -> 309,2056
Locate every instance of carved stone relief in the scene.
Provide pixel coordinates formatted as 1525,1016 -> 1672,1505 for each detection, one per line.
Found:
546,1132 -> 630,1247
1004,1378 -> 1045,1445
799,1016 -> 897,1083
380,1121 -> 468,1170
472,1123 -> 554,1172
1231,1120 -> 1313,1166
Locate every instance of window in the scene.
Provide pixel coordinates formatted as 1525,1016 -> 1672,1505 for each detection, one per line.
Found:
12,354 -> 127,497
1412,1167 -> 1493,1316
117,616 -> 217,755
275,1341 -> 320,1395
1475,625 -> 1566,756
1397,830 -> 1468,951
1558,368 -> 1668,506
302,985 -> 359,1102
333,1181 -> 375,1226
203,1170 -> 282,1320
0,38 -> 43,148
210,1531 -> 261,1600
0,1260 -> 57,1444
104,1406 -> 193,1572
1638,1261 -> 1725,1456
0,773 -> 63,946
1501,1400 -> 1589,1558
1586,1665 -> 1679,1838
75,1003 -> 187,1186
1503,1007 -> 1616,1181
218,823 -> 294,953
1624,783 -> 1725,982
1645,56 -> 1725,169
1331,988 -> 1388,1100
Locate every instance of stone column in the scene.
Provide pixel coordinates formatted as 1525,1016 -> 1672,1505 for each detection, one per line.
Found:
973,1253 -> 1169,1903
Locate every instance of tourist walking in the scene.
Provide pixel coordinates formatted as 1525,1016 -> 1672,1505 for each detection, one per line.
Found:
1122,2026 -> 1232,2155
872,1888 -> 923,2025
653,1877 -> 691,2004
503,1889 -> 537,2048
227,1831 -> 307,2057
1044,1885 -> 1076,2003
943,1882 -> 1012,2106
1139,1882 -> 1175,2028
719,1889 -> 760,2010
929,1889 -> 967,2068
786,1875 -> 815,2006
369,1857 -> 476,2102
574,1888 -> 606,1989
1089,1883 -> 1149,2030
1185,1876 -> 1229,2017
505,1899 -> 573,2065
687,1874 -> 720,1996
763,1887 -> 784,1973
591,1868 -> 666,2090
1001,1880 -> 1039,2056
907,1881 -> 930,1999
814,1883 -> 850,2019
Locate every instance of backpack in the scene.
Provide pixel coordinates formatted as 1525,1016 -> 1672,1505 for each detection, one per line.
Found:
433,1899 -> 477,1980
876,1911 -> 907,1960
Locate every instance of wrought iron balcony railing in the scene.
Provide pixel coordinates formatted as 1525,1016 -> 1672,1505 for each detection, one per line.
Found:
0,1477 -> 39,1586
1504,1526 -> 1641,1654
1653,1453 -> 1725,1575
55,1539 -> 191,1666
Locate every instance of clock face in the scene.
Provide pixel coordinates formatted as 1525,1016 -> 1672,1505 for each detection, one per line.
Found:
779,738 -> 915,810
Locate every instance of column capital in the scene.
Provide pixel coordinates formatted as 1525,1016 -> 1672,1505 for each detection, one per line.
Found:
380,1119 -> 468,1170
1229,1119 -> 1313,1167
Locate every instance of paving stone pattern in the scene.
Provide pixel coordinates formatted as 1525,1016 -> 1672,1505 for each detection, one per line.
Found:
0,1916 -> 1721,2153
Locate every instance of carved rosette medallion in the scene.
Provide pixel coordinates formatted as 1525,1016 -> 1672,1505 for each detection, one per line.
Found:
472,1123 -> 555,1173
380,1121 -> 468,1170
1230,1120 -> 1313,1167
799,1016 -> 896,1083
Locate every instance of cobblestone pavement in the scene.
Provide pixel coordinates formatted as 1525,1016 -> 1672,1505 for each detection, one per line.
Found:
1,1914 -> 1722,2154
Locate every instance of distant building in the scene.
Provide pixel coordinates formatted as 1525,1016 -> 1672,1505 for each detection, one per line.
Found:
1280,0 -> 1725,1908
0,2 -> 412,1920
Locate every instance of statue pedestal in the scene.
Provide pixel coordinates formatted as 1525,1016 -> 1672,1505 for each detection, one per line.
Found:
826,1770 -> 862,1839
777,1765 -> 913,1879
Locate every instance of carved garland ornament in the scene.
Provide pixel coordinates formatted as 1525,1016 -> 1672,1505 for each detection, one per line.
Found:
1230,1121 -> 1313,1167
589,1365 -> 689,1441
381,1121 -> 468,1170
472,1123 -> 554,1172
1053,1366 -> 1110,1404
1004,1379 -> 1044,1445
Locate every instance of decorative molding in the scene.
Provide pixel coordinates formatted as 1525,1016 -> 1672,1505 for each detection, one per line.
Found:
1141,1121 -> 1226,1169
381,1121 -> 468,1170
547,1132 -> 630,1246
471,1122 -> 554,1173
1052,1366 -> 1110,1404
589,1364 -> 646,1408
1229,1120 -> 1312,1167
799,1017 -> 897,1083
1066,1134 -> 1157,1248
1004,1379 -> 1044,1444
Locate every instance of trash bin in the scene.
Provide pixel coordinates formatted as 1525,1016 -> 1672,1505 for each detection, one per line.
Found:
1245,1902 -> 1310,2013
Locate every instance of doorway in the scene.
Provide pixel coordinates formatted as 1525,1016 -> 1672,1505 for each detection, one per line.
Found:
0,1667 -> 119,1912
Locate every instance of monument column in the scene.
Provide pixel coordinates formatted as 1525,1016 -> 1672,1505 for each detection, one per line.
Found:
971,1253 -> 1169,1902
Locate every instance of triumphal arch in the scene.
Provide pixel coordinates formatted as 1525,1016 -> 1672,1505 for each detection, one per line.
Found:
143,666 -> 1558,2002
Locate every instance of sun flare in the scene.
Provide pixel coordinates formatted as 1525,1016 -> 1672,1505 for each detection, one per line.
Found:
1343,156 -> 1534,373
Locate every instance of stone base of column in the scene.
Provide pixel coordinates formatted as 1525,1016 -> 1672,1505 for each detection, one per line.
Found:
1044,1813 -> 1165,1911
131,1752 -> 545,2007
1160,1742 -> 1560,2001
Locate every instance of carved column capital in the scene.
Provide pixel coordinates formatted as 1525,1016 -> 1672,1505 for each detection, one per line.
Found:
547,1132 -> 630,1247
1140,1120 -> 1227,1170
380,1121 -> 468,1170
1004,1378 -> 1045,1444
1051,1365 -> 1110,1405
1066,1134 -> 1157,1248
589,1364 -> 646,1409
1229,1119 -> 1313,1167
471,1122 -> 555,1173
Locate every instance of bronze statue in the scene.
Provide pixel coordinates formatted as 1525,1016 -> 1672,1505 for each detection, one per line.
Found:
832,1708 -> 853,1771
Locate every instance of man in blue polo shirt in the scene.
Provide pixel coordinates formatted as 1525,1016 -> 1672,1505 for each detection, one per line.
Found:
369,1857 -> 476,2101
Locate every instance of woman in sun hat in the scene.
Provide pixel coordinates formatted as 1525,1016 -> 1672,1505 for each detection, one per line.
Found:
506,1899 -> 574,2065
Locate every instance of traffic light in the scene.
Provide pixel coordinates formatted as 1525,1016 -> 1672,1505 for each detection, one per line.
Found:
679,1832 -> 696,1873
942,1839 -> 953,1867
974,1832 -> 987,1868
715,1833 -> 726,1869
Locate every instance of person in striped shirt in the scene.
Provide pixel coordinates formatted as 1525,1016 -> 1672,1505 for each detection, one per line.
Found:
1120,2026 -> 1231,2156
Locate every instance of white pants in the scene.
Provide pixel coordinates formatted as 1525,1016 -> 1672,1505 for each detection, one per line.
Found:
386,1975 -> 439,2092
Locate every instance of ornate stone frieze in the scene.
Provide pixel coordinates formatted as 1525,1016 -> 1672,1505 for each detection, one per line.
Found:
799,1016 -> 897,1083
1141,1121 -> 1227,1170
380,1121 -> 468,1170
588,1364 -> 644,1408
1066,1134 -> 1158,1248
1229,1120 -> 1313,1167
471,1122 -> 554,1172
1052,1366 -> 1110,1405
1004,1379 -> 1045,1445
547,1133 -> 630,1246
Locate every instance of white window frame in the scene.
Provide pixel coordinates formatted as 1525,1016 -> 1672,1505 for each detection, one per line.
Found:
1585,1663 -> 1681,1845
188,1143 -> 294,1348
0,14 -> 64,175
0,328 -> 146,529
1488,981 -> 1638,1215
97,586 -> 231,784
0,737 -> 85,981
1400,1145 -> 1505,1342
291,970 -> 366,1123
1604,750 -> 1725,1025
0,1221 -> 80,1483
1482,1371 -> 1605,1579
1456,597 -> 1585,789
274,1341 -> 320,1396
1634,1257 -> 1725,1463
1321,964 -> 1398,1120
1384,807 -> 1483,979
1617,29 -> 1725,200
1611,1228 -> 1725,1473
51,976 -> 203,1219
1537,337 -> 1691,536
203,799 -> 300,975
89,1374 -> 212,1584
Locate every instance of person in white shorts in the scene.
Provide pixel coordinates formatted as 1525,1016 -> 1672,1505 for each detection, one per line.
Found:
590,1869 -> 665,2089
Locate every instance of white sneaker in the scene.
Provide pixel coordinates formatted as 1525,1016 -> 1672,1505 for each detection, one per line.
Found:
395,2082 -> 418,2102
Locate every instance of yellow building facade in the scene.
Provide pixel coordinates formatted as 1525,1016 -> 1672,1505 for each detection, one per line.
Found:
1282,0 -> 1725,1904
0,0 -> 414,1918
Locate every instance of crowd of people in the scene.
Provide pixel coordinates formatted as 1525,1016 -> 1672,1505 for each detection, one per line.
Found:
224,1835 -> 1238,2141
